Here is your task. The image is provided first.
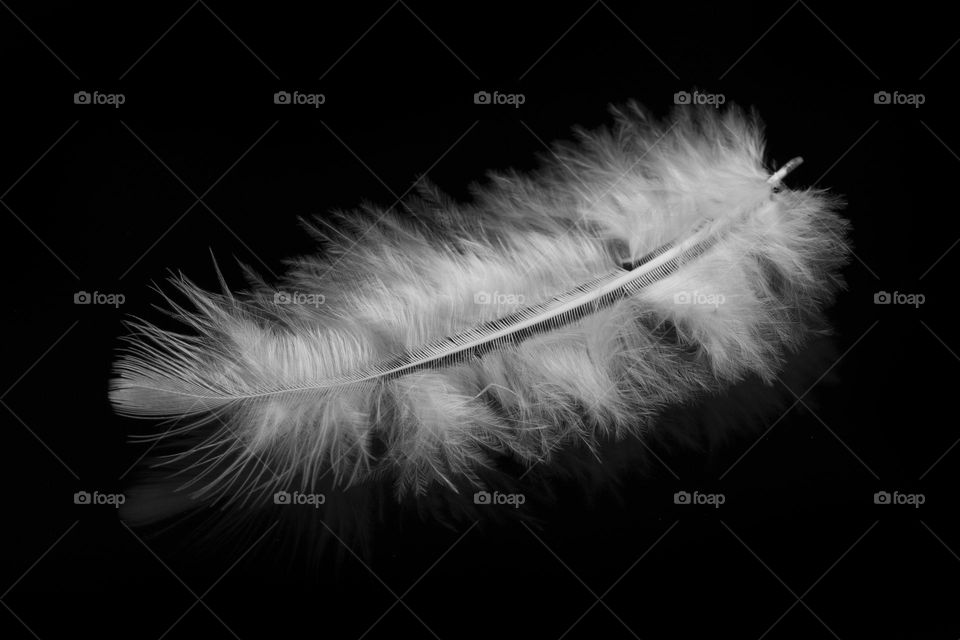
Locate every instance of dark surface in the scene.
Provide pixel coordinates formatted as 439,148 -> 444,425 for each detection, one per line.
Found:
1,2 -> 957,638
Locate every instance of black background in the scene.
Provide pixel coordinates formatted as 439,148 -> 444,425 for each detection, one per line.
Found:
1,1 -> 958,638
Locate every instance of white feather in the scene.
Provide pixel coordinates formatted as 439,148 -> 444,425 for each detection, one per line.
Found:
111,103 -> 849,508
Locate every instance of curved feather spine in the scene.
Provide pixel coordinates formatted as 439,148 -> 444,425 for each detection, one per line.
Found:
111,153 -> 803,416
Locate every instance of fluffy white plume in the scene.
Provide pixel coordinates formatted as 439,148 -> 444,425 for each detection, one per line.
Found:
111,103 -> 849,512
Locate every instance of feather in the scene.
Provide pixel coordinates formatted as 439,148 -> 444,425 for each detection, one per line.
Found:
110,102 -> 849,518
